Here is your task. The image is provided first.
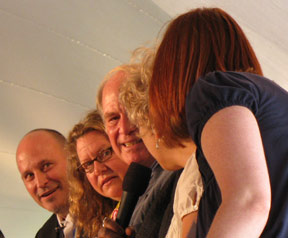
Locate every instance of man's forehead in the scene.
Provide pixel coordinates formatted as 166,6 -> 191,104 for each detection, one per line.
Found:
17,136 -> 65,163
109,70 -> 126,81
102,92 -> 119,114
102,76 -> 126,113
18,154 -> 48,173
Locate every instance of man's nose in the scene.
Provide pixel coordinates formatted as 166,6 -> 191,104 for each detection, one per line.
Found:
119,114 -> 137,135
35,172 -> 48,188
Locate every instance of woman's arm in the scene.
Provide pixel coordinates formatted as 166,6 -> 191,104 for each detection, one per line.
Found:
201,105 -> 271,238
182,211 -> 197,238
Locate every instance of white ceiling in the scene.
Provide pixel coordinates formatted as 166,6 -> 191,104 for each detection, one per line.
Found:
152,0 -> 288,90
0,0 -> 287,237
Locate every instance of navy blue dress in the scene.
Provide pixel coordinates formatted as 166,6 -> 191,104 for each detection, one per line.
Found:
185,71 -> 288,237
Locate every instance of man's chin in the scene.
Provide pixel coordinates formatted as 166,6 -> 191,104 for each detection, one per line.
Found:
120,150 -> 140,162
41,197 -> 68,214
46,203 -> 68,215
122,152 -> 154,167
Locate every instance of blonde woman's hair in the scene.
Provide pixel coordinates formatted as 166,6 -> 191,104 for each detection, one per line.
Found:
96,45 -> 156,125
66,110 -> 116,238
118,47 -> 156,130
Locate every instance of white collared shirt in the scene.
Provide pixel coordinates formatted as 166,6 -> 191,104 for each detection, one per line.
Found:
57,214 -> 76,238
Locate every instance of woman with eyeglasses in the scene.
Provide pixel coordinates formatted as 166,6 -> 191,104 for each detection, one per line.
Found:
67,109 -> 128,238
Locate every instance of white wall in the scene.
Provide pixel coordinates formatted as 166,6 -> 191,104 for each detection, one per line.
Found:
0,1 -> 169,237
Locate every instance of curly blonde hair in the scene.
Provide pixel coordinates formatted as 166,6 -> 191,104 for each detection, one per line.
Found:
66,110 -> 116,238
96,46 -> 156,126
117,47 -> 155,130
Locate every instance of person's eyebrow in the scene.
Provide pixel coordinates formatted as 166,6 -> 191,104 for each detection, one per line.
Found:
103,111 -> 118,120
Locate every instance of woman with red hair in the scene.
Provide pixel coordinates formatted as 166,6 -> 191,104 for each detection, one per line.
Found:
149,7 -> 288,238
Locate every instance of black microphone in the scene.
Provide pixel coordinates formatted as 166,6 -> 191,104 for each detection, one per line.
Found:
116,162 -> 152,228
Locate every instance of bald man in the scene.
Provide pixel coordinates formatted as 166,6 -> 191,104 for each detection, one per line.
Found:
16,129 -> 73,238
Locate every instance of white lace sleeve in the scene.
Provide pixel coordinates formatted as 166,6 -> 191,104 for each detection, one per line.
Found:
177,154 -> 203,218
166,153 -> 203,238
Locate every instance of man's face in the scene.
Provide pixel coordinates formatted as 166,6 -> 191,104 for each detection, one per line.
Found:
16,131 -> 69,216
101,71 -> 154,167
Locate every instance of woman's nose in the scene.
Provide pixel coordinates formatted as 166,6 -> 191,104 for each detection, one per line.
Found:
93,160 -> 108,175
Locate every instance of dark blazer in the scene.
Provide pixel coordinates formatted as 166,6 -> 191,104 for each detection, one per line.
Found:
35,214 -> 63,238
136,169 -> 183,238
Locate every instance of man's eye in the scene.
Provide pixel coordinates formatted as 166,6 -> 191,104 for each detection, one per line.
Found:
24,173 -> 34,181
42,163 -> 52,171
110,116 -> 120,121
104,114 -> 120,128
107,116 -> 120,124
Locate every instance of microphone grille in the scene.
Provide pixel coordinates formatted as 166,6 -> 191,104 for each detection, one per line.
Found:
122,162 -> 152,195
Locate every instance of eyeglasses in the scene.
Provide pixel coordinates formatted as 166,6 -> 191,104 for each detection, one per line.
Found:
77,147 -> 113,173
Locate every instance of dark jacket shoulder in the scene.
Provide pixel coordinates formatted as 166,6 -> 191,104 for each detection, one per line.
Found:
136,169 -> 183,238
35,214 -> 61,238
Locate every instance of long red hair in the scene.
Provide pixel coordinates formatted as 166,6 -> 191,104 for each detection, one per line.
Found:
149,7 -> 263,147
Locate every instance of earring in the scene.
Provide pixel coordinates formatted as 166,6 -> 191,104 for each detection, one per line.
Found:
156,138 -> 160,149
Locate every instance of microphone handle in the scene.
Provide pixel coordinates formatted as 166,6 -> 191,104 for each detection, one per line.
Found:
116,191 -> 139,228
